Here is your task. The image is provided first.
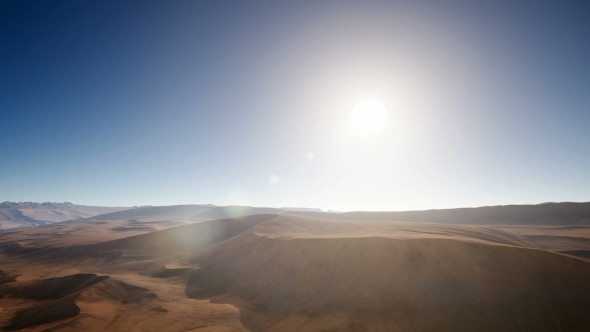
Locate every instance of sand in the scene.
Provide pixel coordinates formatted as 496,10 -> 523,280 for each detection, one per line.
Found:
1,213 -> 590,331
186,216 -> 590,331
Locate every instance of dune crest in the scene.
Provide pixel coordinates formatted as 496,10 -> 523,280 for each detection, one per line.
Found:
0,273 -> 158,330
1,213 -> 590,331
186,216 -> 590,331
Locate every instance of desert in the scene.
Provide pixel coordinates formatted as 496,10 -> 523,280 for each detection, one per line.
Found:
1,203 -> 590,331
3,1 -> 590,330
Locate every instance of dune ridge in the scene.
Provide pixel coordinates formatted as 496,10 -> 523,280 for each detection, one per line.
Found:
0,273 -> 157,331
186,215 -> 590,331
1,213 -> 590,331
85,214 -> 279,253
285,201 -> 590,225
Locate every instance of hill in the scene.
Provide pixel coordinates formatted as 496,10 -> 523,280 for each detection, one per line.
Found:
0,202 -> 130,230
185,215 -> 590,331
285,202 -> 590,225
5,201 -> 590,232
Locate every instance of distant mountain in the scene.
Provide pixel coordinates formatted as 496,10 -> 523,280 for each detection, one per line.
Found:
0,202 -> 131,230
283,202 -> 590,225
4,201 -> 590,231
88,204 -> 285,221
86,201 -> 590,226
281,207 -> 323,212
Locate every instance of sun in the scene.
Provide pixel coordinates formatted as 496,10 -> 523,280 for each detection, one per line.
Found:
350,99 -> 387,136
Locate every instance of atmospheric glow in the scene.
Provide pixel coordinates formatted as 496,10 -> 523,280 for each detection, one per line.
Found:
269,174 -> 280,185
3,2 -> 588,212
350,100 -> 388,136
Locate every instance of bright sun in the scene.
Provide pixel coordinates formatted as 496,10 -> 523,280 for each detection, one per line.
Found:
350,99 -> 387,136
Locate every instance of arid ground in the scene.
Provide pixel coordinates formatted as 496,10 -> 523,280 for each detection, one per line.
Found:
1,203 -> 590,331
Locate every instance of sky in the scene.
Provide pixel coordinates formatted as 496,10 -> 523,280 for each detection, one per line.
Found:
1,0 -> 590,211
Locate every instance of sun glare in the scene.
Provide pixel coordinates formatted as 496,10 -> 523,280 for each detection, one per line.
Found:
350,99 -> 387,136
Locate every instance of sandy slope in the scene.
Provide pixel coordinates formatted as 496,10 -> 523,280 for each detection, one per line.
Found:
0,271 -> 245,332
0,215 -> 281,331
186,215 -> 590,331
1,214 -> 590,331
0,216 -> 196,249
85,214 -> 278,254
0,206 -> 286,250
91,204 -> 214,220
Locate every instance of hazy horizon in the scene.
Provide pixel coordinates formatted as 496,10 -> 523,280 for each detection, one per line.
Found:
3,199 -> 590,213
2,0 -> 590,211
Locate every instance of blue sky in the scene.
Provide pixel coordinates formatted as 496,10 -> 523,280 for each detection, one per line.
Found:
1,0 -> 589,211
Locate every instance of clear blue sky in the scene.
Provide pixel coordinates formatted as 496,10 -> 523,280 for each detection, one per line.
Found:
1,0 -> 589,211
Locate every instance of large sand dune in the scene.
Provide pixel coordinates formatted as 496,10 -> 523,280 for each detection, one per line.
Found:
0,206 -> 289,250
0,213 -> 590,331
186,215 -> 590,331
91,204 -> 214,220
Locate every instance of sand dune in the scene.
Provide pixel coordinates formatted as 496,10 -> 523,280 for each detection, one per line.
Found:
0,270 -> 18,284
85,214 -> 279,254
0,274 -> 108,330
186,215 -> 590,331
91,205 -> 284,222
91,204 -> 213,220
249,216 -> 539,247
1,213 -> 590,331
0,205 -> 233,249
492,225 -> 590,258
0,258 -> 245,331
0,217 -> 182,249
0,206 -> 285,250
0,273 -> 108,300
192,206 -> 285,221
0,273 -> 160,331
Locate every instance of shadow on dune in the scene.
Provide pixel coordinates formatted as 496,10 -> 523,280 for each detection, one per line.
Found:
0,273 -> 157,331
185,216 -> 590,331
